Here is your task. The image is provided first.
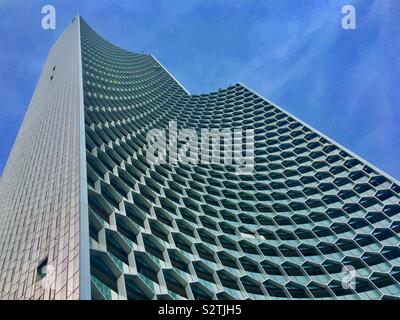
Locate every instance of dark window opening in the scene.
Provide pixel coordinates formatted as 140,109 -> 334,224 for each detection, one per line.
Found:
36,257 -> 48,281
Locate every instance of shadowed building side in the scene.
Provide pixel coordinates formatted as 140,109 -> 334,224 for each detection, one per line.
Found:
80,18 -> 400,300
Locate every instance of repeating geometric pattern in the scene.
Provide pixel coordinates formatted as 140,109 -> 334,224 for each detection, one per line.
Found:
80,18 -> 400,300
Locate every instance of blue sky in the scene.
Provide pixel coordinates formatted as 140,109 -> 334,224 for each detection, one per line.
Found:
0,0 -> 399,179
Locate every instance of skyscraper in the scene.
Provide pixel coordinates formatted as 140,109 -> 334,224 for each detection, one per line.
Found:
0,16 -> 399,300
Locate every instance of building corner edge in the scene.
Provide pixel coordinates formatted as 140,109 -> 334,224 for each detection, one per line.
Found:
77,15 -> 91,300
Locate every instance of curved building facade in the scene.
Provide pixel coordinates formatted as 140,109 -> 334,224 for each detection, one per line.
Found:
0,16 -> 399,300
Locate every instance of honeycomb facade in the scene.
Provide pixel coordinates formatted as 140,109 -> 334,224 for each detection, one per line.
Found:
1,16 -> 400,300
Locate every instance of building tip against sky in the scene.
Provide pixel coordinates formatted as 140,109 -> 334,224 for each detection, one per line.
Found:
0,16 -> 399,300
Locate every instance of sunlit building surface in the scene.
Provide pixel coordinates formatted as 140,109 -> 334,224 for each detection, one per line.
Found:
0,16 -> 399,300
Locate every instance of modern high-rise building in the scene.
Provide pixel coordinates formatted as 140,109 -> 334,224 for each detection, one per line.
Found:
0,16 -> 399,300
